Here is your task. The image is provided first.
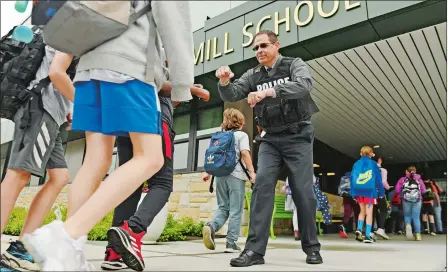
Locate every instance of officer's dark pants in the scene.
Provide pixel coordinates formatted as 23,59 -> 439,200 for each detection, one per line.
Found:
245,123 -> 321,255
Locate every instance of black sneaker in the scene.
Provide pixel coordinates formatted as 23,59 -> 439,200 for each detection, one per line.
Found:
355,230 -> 363,242
202,223 -> 216,250
306,251 -> 323,264
1,241 -> 40,271
363,236 -> 376,243
224,243 -> 241,253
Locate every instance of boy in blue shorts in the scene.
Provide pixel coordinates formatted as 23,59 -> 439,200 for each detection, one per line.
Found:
22,2 -> 195,271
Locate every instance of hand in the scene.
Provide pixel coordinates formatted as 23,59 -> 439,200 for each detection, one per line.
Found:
249,172 -> 256,184
202,172 -> 211,182
193,83 -> 203,89
215,66 -> 234,84
191,86 -> 210,102
281,185 -> 286,191
66,113 -> 73,130
247,90 -> 267,107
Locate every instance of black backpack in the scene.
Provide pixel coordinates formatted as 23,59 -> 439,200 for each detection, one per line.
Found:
0,26 -> 47,121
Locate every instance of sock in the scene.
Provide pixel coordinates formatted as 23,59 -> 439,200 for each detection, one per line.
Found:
366,224 -> 372,238
357,220 -> 364,231
430,223 -> 436,233
73,235 -> 87,252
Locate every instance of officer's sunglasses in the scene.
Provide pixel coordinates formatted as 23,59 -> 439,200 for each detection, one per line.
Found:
252,42 -> 275,51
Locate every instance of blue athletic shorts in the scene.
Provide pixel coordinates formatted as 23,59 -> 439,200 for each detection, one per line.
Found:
72,79 -> 162,137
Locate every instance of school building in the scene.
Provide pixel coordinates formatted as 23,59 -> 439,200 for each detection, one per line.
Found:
1,1 -> 447,234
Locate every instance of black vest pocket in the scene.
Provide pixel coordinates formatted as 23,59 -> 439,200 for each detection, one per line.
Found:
265,105 -> 283,127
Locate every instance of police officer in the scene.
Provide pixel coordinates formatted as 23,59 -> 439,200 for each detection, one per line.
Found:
216,30 -> 322,266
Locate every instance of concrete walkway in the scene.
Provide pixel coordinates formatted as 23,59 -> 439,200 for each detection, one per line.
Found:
2,234 -> 447,271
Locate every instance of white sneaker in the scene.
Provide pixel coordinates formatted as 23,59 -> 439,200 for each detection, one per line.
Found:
376,228 -> 390,240
22,220 -> 81,271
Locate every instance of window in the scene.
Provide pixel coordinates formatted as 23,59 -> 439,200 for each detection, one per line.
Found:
197,106 -> 223,137
198,107 -> 223,131
173,114 -> 190,140
173,142 -> 189,170
196,138 -> 211,168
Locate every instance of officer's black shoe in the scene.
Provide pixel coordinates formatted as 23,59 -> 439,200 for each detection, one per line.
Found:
229,250 -> 265,267
306,251 -> 323,265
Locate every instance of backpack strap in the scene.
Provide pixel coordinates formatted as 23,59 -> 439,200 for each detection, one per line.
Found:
209,176 -> 215,193
132,1 -> 152,23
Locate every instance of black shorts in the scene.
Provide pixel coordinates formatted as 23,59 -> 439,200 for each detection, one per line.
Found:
422,203 -> 434,215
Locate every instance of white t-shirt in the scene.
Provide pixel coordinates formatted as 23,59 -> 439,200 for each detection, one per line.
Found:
231,131 -> 251,181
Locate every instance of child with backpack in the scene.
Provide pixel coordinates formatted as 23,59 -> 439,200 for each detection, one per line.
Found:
21,1 -> 195,271
0,42 -> 78,271
101,49 -> 210,271
201,108 -> 255,253
395,166 -> 426,241
350,146 -> 384,243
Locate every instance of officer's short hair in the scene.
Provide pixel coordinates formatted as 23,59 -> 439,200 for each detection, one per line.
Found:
221,108 -> 245,131
254,30 -> 278,43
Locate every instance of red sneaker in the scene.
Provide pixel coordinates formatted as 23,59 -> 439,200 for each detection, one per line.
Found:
107,221 -> 146,271
339,225 -> 348,238
100,246 -> 128,270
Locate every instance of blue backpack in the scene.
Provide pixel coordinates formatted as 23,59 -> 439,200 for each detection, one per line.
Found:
350,157 -> 376,197
204,130 -> 237,177
338,173 -> 351,197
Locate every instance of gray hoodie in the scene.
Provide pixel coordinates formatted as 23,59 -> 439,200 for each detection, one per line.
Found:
74,0 -> 194,102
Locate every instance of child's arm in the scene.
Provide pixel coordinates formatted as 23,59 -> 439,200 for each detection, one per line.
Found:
159,82 -> 210,107
152,1 -> 194,102
395,177 -> 405,194
48,52 -> 75,102
239,132 -> 255,183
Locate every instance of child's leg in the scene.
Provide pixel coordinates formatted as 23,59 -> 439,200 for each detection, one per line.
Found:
226,177 -> 246,246
20,168 -> 69,237
64,132 -> 163,239
411,201 -> 422,234
1,170 -> 30,234
365,204 -> 374,238
203,176 -> 230,250
67,132 -> 115,218
209,177 -> 231,231
357,203 -> 366,231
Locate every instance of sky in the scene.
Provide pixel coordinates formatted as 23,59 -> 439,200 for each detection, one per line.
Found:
1,1 -> 31,37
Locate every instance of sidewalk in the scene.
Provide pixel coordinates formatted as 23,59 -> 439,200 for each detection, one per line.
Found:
2,234 -> 446,271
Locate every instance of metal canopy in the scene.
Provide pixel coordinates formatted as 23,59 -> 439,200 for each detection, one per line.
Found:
310,22 -> 447,164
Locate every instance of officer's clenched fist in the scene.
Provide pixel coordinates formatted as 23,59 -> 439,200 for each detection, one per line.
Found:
215,66 -> 234,85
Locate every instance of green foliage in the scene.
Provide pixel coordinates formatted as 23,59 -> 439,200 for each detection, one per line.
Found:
157,214 -> 204,242
3,206 -> 203,242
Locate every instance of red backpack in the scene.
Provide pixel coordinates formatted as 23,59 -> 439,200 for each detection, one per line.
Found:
391,192 -> 402,206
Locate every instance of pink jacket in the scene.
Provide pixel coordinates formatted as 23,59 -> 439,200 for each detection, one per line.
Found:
378,165 -> 390,190
395,173 -> 426,200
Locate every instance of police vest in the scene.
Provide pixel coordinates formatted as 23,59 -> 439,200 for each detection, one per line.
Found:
248,57 -> 319,133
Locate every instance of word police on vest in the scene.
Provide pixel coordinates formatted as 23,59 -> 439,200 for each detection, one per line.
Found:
256,77 -> 290,91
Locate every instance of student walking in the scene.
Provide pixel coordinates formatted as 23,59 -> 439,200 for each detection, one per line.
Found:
350,146 -> 384,243
0,46 -> 77,271
202,108 -> 255,253
21,2 -> 195,271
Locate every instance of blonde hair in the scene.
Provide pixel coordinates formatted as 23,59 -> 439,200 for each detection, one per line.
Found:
360,146 -> 374,157
221,108 -> 245,131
